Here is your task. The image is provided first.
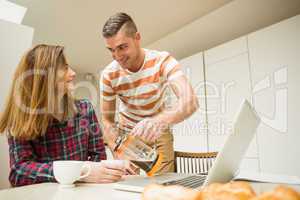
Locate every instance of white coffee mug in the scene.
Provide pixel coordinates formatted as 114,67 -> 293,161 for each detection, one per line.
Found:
53,160 -> 91,188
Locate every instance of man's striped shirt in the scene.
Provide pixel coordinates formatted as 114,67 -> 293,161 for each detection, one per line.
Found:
100,49 -> 184,133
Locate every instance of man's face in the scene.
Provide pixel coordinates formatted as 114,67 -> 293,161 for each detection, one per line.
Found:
105,30 -> 141,71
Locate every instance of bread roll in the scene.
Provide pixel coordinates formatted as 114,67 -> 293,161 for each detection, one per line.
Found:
142,182 -> 300,200
199,181 -> 256,200
252,185 -> 300,200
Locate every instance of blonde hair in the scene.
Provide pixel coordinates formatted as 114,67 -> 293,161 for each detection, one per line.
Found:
0,44 -> 76,140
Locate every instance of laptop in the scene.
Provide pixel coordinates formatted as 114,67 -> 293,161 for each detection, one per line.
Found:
114,99 -> 261,192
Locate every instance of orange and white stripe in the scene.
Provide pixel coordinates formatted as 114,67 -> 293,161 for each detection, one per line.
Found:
100,49 -> 184,133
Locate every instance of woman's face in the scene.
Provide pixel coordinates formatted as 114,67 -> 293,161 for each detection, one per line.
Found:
56,64 -> 76,94
63,65 -> 76,92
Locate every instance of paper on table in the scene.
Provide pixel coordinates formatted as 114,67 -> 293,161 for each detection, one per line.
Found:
233,170 -> 300,185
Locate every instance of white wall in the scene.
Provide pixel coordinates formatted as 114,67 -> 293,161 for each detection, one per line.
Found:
177,15 -> 300,176
173,52 -> 208,152
0,0 -> 27,24
0,19 -> 33,189
204,36 -> 259,171
248,15 -> 300,176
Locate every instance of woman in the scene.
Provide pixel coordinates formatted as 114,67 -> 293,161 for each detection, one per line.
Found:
0,44 -> 126,186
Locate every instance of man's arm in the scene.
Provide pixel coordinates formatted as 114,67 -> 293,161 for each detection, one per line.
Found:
130,74 -> 199,142
100,98 -> 119,152
155,75 -> 199,125
99,69 -> 119,152
130,54 -> 198,141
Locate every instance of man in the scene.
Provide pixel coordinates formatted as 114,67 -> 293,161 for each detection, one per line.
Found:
100,12 -> 198,173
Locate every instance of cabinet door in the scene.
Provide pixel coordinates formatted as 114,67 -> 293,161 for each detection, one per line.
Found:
0,19 -> 33,189
205,37 -> 259,171
174,52 -> 208,152
248,15 -> 300,176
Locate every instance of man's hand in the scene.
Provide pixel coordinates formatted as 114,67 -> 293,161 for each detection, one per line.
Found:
130,118 -> 169,142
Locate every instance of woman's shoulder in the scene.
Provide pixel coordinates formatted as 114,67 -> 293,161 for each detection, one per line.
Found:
75,99 -> 92,106
75,99 -> 94,115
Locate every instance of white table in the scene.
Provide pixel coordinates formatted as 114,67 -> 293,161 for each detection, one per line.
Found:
0,179 -> 299,200
0,182 -> 141,200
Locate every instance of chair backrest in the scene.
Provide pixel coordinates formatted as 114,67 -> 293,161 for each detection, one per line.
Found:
174,151 -> 218,174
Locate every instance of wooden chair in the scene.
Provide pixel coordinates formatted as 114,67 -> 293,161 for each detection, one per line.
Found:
174,151 -> 218,175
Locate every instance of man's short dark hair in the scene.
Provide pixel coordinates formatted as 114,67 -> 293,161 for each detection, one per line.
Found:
102,12 -> 137,38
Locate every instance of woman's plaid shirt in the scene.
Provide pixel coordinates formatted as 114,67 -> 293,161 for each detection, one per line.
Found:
7,99 -> 107,187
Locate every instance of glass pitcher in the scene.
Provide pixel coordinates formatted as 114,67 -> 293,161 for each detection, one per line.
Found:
113,134 -> 162,176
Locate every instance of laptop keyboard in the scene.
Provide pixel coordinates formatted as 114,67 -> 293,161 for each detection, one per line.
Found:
162,175 -> 206,189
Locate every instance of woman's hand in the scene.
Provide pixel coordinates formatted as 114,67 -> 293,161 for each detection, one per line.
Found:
80,160 -> 126,183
